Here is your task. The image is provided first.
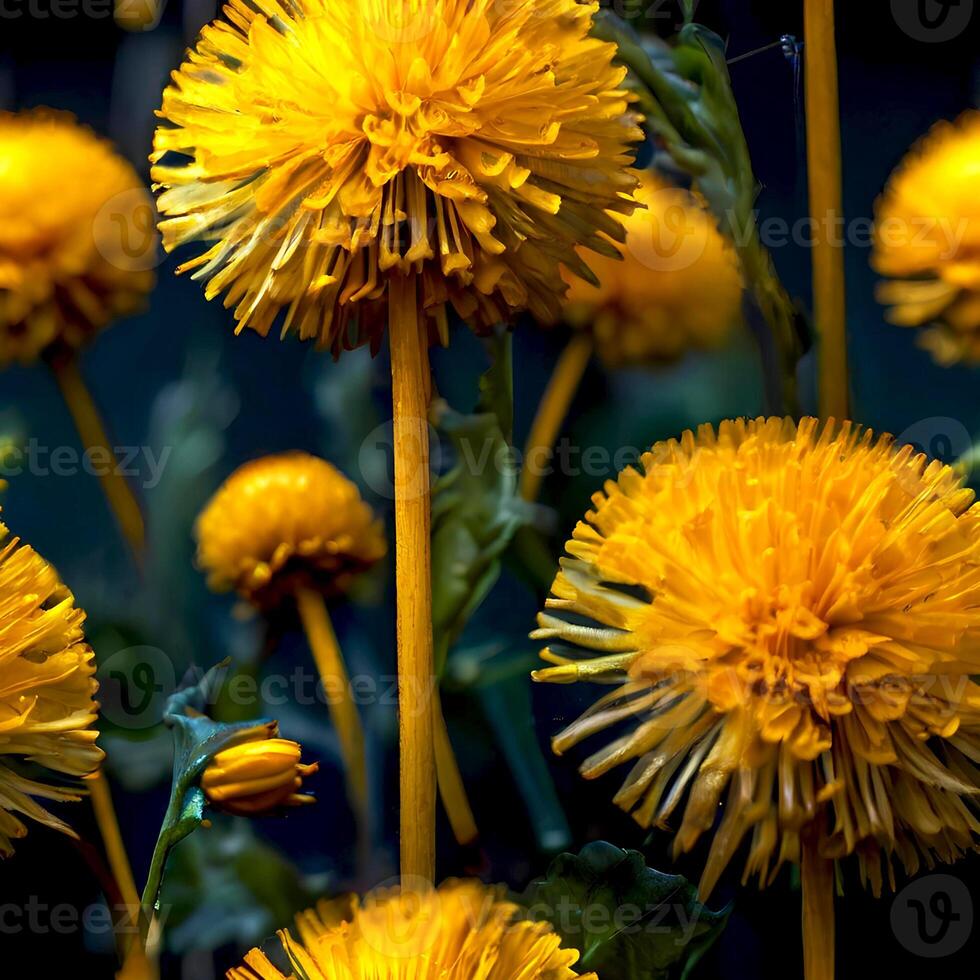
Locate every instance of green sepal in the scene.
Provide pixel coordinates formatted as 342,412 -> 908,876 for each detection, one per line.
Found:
141,662 -> 277,924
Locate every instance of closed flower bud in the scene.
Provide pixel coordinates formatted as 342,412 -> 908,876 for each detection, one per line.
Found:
201,738 -> 317,817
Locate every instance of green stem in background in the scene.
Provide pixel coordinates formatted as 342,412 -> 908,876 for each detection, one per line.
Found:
479,678 -> 571,853
738,236 -> 804,417
597,15 -> 804,416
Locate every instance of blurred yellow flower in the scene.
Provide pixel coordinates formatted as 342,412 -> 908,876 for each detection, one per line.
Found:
0,518 -> 103,856
227,880 -> 595,980
873,111 -> 980,365
152,0 -> 641,353
0,110 -> 156,368
195,452 -> 385,609
563,171 -> 743,367
202,735 -> 317,816
534,417 -> 980,896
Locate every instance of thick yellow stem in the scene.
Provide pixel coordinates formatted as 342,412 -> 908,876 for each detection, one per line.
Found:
294,586 -> 367,822
802,830 -> 836,980
389,273 -> 436,884
805,0 -> 848,420
49,355 -> 145,560
520,332 -> 593,502
434,694 -> 478,846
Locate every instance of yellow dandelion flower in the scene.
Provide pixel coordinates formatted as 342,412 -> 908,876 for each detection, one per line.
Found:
872,111 -> 980,365
563,171 -> 743,367
0,517 -> 103,856
151,0 -> 641,352
202,735 -> 318,816
227,879 -> 595,980
195,452 -> 386,610
533,417 -> 980,898
0,110 -> 156,368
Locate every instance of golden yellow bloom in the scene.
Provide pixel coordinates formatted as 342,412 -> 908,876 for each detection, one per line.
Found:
0,110 -> 156,368
0,518 -> 103,856
152,0 -> 641,353
533,417 -> 980,896
872,111 -> 980,365
202,735 -> 318,816
563,171 -> 743,367
196,452 -> 386,609
227,879 -> 595,980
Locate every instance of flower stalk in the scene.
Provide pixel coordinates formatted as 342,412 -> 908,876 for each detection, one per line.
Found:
802,827 -> 835,980
45,353 -> 144,960
48,354 -> 145,560
434,696 -> 478,847
88,773 -> 142,935
388,273 -> 436,883
805,0 -> 849,419
520,333 -> 593,502
294,585 -> 367,830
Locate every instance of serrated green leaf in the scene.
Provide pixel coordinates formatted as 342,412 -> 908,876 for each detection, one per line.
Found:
430,330 -> 534,674
520,841 -> 730,980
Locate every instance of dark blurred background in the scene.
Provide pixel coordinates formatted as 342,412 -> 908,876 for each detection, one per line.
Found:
1,1 -> 977,977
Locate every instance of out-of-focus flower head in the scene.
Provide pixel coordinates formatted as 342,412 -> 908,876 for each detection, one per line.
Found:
227,879 -> 596,980
534,417 -> 980,896
0,110 -> 156,368
563,170 -> 743,367
195,452 -> 385,610
202,733 -> 317,816
0,516 -> 103,856
152,0 -> 642,354
873,111 -> 980,365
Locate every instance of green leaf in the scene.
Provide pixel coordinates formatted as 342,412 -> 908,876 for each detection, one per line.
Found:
430,330 -> 534,674
520,841 -> 730,980
479,675 -> 571,853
